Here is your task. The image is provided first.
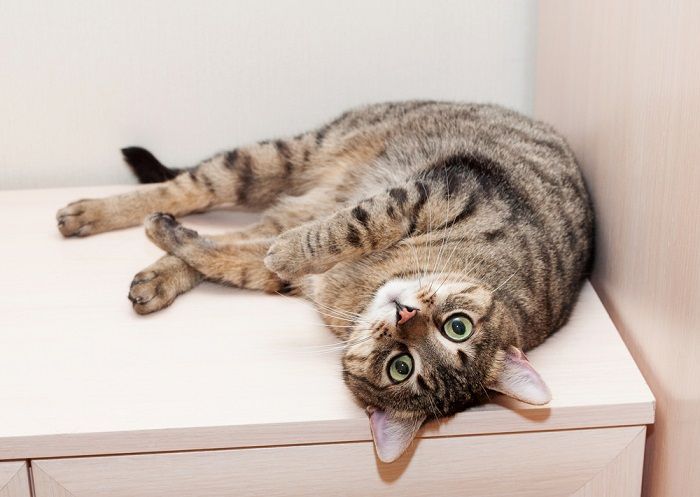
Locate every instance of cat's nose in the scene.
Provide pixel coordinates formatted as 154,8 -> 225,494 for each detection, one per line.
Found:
394,301 -> 418,325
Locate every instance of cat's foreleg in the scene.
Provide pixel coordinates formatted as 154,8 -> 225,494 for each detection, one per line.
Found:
263,179 -> 459,279
142,213 -> 291,294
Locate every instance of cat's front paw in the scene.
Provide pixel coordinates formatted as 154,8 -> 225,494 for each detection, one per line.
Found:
128,269 -> 179,314
56,199 -> 108,237
144,212 -> 200,254
264,228 -> 315,280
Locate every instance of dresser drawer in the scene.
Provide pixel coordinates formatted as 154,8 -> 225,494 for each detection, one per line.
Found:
32,426 -> 644,497
0,462 -> 30,497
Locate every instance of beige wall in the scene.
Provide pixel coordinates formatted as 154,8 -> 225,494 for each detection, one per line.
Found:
535,1 -> 700,496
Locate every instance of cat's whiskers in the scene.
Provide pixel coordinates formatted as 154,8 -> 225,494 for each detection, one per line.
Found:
314,309 -> 367,325
305,338 -> 369,350
428,172 -> 472,298
441,260 -> 516,302
302,328 -> 372,347
299,304 -> 365,324
419,181 -> 436,294
427,395 -> 442,423
296,293 -> 370,323
433,168 -> 460,272
428,235 -> 463,299
492,270 -> 518,293
477,379 -> 492,401
428,236 -> 473,299
403,239 -> 423,287
301,336 -> 373,354
428,253 -> 481,300
274,290 -> 366,321
425,169 -> 458,294
307,296 -> 365,318
314,303 -> 365,321
434,194 -> 470,272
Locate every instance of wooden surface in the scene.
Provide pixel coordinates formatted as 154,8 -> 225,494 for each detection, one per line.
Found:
0,462 -> 30,497
535,2 -> 699,496
571,427 -> 645,497
0,186 -> 653,460
32,426 -> 644,497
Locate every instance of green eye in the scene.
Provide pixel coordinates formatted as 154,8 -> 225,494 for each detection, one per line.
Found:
442,314 -> 474,342
388,354 -> 413,383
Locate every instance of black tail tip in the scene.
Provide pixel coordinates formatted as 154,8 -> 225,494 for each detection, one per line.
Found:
121,146 -> 179,183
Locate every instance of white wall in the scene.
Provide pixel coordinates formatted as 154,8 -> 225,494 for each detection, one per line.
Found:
0,0 -> 537,189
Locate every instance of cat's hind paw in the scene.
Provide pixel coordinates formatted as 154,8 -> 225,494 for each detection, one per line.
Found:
128,269 -> 179,314
128,254 -> 202,315
144,212 -> 200,254
56,199 -> 108,237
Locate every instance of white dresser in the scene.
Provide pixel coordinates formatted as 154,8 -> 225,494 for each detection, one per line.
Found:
0,186 -> 654,496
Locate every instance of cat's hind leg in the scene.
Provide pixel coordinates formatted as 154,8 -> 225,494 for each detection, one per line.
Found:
143,213 -> 292,294
128,255 -> 203,315
128,217 -> 287,315
127,186 -> 344,313
57,136 -> 316,237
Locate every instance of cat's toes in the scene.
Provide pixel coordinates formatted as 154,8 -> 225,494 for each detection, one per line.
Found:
144,213 -> 199,253
56,199 -> 107,237
128,269 -> 179,314
264,229 -> 313,280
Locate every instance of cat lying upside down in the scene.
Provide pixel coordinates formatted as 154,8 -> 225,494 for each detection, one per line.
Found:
56,101 -> 593,462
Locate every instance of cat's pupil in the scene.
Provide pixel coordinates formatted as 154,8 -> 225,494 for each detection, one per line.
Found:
452,319 -> 466,335
395,360 -> 410,375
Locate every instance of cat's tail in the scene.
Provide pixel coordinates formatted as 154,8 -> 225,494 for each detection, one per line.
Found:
121,147 -> 182,183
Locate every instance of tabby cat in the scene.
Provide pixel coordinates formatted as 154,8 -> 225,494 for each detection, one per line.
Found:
56,101 -> 593,462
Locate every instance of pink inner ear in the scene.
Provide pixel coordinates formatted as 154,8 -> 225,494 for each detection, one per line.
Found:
490,346 -> 552,405
368,408 -> 388,444
367,408 -> 424,463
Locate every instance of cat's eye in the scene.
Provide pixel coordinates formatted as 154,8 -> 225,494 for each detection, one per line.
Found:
442,314 -> 474,342
388,353 -> 413,383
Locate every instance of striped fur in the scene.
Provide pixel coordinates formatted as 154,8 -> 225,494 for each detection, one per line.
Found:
57,101 -> 594,444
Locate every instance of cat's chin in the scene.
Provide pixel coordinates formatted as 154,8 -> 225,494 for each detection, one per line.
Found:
368,273 -> 467,313
370,278 -> 422,311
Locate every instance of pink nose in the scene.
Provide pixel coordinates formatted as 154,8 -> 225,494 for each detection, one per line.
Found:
395,302 -> 418,325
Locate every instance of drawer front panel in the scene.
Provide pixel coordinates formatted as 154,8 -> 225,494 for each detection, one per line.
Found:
0,462 -> 30,497
32,426 -> 645,497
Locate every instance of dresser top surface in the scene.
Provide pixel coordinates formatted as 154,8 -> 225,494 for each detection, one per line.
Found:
0,186 -> 654,459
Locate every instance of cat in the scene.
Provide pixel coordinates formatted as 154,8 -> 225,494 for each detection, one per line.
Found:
56,101 -> 594,462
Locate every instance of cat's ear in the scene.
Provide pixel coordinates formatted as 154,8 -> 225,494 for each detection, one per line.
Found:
367,407 -> 425,463
487,346 -> 552,405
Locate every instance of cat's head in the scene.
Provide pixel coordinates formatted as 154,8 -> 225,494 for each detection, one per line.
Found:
341,273 -> 551,463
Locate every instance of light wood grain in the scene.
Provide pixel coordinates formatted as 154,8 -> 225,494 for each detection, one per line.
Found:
535,2 -> 699,496
572,427 -> 645,497
32,426 -> 643,497
0,186 -> 653,460
0,462 -> 30,497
